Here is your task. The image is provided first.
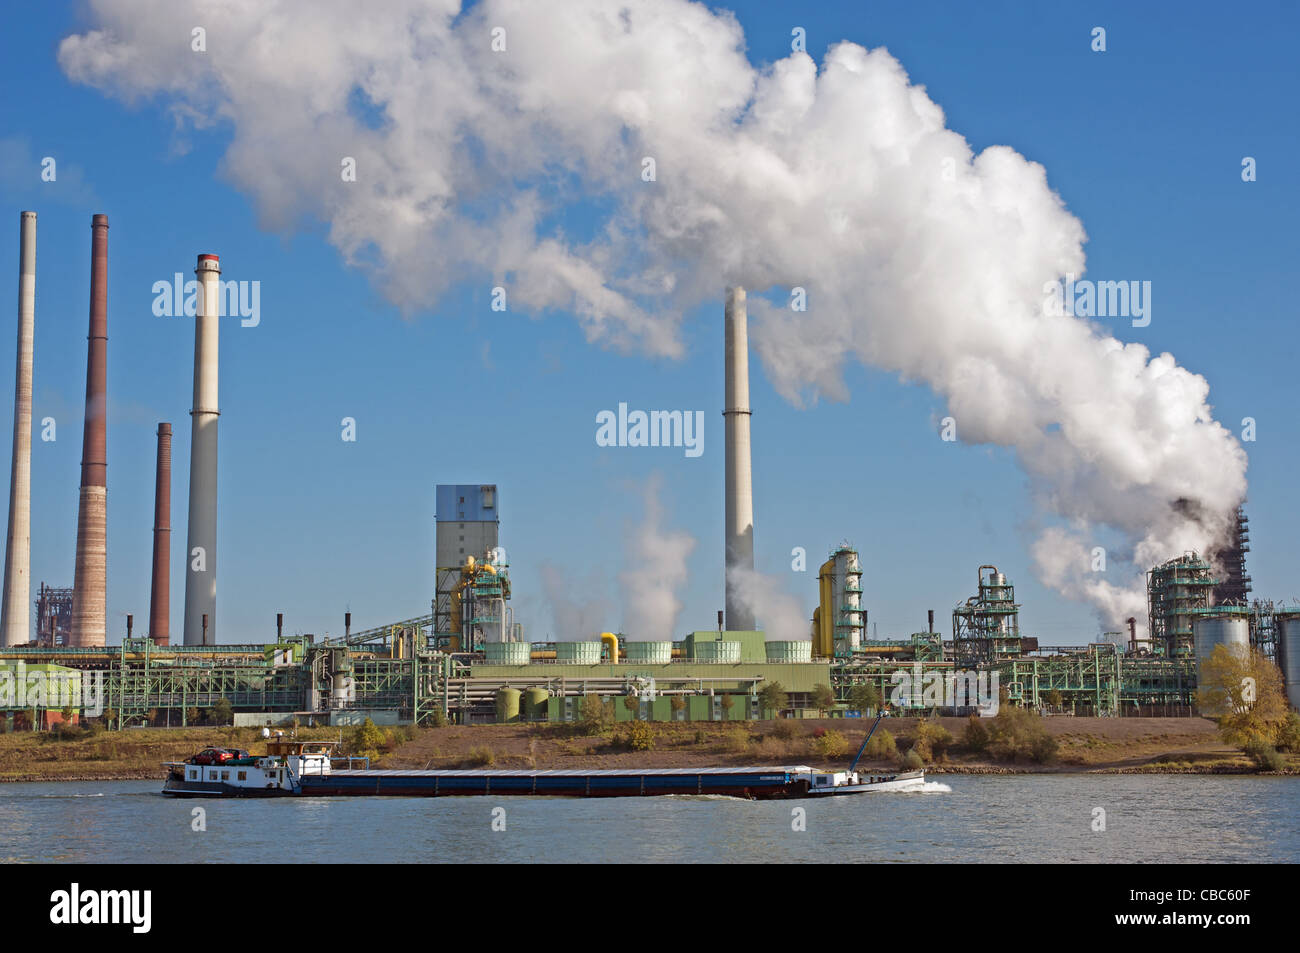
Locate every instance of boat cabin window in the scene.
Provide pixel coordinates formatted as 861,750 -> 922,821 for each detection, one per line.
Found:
237,771 -> 247,781
209,770 -> 218,780
188,769 -> 197,780
221,771 -> 230,781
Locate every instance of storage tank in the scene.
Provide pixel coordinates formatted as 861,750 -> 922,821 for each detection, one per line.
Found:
1278,613 -> 1300,711
556,641 -> 602,664
524,687 -> 549,721
495,687 -> 521,723
1193,613 -> 1250,699
695,640 -> 741,663
484,642 -> 532,665
765,640 -> 813,663
624,641 -> 672,664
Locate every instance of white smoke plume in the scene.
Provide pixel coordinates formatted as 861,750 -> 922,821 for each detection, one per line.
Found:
619,475 -> 695,640
538,564 -> 612,641
59,0 -> 1248,630
729,566 -> 810,642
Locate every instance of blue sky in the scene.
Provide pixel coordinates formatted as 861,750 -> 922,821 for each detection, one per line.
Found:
0,1 -> 1296,646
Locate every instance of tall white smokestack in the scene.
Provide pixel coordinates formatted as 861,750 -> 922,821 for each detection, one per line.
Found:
724,286 -> 755,631
1,211 -> 36,647
183,254 -> 220,645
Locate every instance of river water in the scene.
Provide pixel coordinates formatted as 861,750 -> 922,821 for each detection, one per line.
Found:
1,775 -> 1295,863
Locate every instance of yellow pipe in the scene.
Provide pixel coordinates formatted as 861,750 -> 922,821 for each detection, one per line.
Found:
600,632 -> 619,664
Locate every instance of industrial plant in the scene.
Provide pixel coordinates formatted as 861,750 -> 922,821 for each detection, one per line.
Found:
1,213 -> 1298,731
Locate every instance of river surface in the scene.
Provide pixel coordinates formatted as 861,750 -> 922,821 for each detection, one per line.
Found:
1,775 -> 1296,863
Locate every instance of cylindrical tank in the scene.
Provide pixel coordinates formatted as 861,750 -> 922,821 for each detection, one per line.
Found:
495,687 -> 521,723
695,640 -> 741,663
524,687 -> 549,720
1193,614 -> 1250,663
1193,614 -> 1250,706
765,640 -> 812,663
483,642 -> 531,665
330,672 -> 354,707
1278,613 -> 1300,711
624,641 -> 672,664
556,641 -> 602,664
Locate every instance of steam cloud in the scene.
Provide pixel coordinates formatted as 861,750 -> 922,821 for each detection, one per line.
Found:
619,475 -> 695,639
60,0 -> 1248,631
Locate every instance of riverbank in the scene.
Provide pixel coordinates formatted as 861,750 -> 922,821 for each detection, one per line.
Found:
2,715 -> 1292,781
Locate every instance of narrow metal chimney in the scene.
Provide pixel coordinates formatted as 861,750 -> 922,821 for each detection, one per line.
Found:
723,286 -> 755,632
183,254 -> 220,645
148,422 -> 172,646
1,211 -> 36,647
70,214 -> 109,647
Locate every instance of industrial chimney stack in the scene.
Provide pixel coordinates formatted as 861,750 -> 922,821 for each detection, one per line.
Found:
723,286 -> 755,632
149,422 -> 172,646
69,213 -> 109,647
1,211 -> 36,647
183,254 -> 220,645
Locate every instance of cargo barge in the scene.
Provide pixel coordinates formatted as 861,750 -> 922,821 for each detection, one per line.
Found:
162,734 -> 926,800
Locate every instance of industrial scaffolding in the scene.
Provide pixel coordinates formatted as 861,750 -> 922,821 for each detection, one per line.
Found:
1147,553 -> 1217,658
953,565 -> 1024,666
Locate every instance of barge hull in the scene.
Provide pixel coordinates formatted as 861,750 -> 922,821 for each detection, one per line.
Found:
299,769 -> 808,799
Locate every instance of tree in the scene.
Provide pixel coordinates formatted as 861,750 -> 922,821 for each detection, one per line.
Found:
210,697 -> 234,726
1197,645 -> 1288,748
350,717 -> 386,761
849,682 -> 881,713
185,708 -> 201,726
669,695 -> 686,718
623,693 -> 640,716
811,683 -> 836,712
719,693 -> 736,720
757,681 -> 787,715
578,694 -> 610,734
1046,689 -> 1063,710
961,715 -> 990,753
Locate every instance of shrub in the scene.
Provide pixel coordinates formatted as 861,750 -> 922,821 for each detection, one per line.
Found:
1274,712 -> 1300,753
350,717 -> 386,761
720,725 -> 750,753
719,694 -> 736,716
1244,738 -> 1285,771
669,695 -> 686,714
813,729 -> 848,758
623,693 -> 639,714
467,745 -> 495,766
578,694 -> 611,734
769,720 -> 798,741
985,706 -> 1057,764
912,719 -> 954,762
864,727 -> 897,760
615,720 -> 656,752
901,748 -> 924,770
692,728 -> 708,745
961,715 -> 990,753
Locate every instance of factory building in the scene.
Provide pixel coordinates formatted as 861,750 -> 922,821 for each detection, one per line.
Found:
2,228 -> 1298,730
434,484 -> 500,638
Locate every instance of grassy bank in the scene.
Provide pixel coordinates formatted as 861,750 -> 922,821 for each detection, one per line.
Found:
0,726 -> 341,781
1,716 -> 1293,781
